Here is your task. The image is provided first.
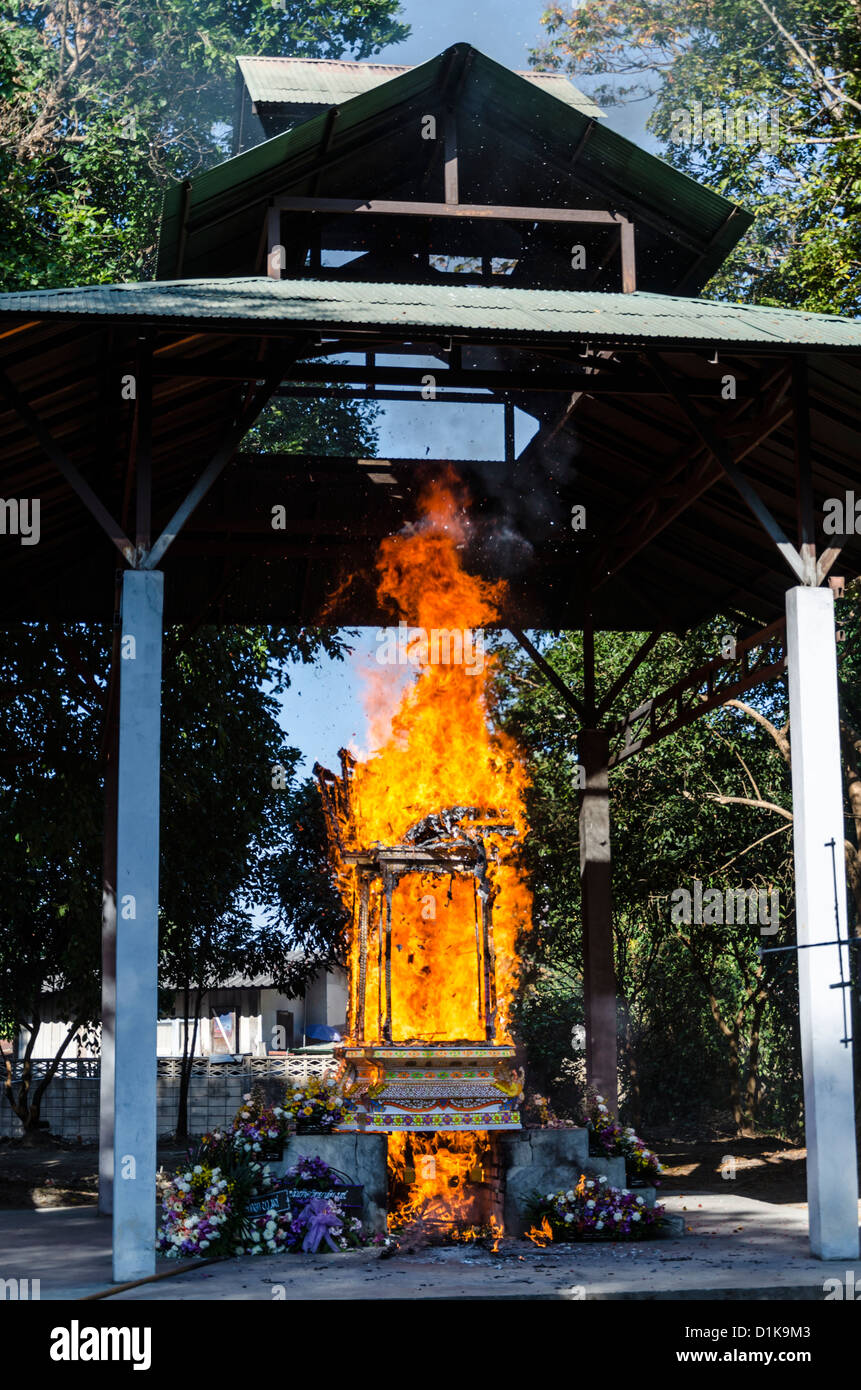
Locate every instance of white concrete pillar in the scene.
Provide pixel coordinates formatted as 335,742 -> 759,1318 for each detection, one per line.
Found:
786,585 -> 859,1258
578,730 -> 618,1111
98,714 -> 118,1216
112,570 -> 164,1281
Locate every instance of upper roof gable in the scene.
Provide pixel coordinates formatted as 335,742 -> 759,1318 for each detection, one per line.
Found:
158,43 -> 751,294
234,53 -> 604,139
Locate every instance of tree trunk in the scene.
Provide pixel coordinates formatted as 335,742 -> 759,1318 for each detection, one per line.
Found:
703,979 -> 745,1136
4,1016 -> 81,1140
175,986 -> 204,1141
744,993 -> 768,1128
727,1027 -> 743,1135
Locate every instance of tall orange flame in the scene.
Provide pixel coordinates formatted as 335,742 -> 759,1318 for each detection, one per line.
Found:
323,476 -> 532,1238
339,476 -> 532,1048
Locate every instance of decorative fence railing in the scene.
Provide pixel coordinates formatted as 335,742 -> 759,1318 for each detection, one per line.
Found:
3,1055 -> 335,1081
153,1055 -> 335,1082
2,1059 -> 101,1079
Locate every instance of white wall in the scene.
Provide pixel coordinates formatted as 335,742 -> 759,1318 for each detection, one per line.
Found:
19,969 -> 350,1060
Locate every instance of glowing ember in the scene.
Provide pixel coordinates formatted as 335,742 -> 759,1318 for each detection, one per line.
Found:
387,1131 -> 501,1240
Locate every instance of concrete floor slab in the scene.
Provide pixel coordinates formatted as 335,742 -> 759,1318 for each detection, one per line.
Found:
0,1206 -> 198,1299
2,1194 -> 859,1301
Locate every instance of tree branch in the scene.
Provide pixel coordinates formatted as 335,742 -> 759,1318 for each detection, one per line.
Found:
725,699 -> 791,763
704,792 -> 793,821
752,0 -> 861,115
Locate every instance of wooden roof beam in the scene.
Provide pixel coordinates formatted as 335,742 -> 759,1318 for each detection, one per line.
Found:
590,361 -> 793,588
152,358 -> 721,394
142,366 -> 288,570
609,617 -> 787,765
271,194 -> 636,233
0,367 -> 135,564
508,626 -> 586,721
646,352 -> 806,584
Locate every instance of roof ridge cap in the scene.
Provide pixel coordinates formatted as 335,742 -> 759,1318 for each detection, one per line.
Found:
237,55 -> 412,69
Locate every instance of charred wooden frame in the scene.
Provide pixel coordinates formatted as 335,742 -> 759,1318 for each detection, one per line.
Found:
342,836 -> 506,1046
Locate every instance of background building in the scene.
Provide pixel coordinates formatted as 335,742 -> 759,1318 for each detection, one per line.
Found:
16,963 -> 348,1061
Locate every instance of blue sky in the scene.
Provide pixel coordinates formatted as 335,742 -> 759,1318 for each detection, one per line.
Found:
280,0 -> 656,776
375,0 -> 658,148
379,0 -> 547,71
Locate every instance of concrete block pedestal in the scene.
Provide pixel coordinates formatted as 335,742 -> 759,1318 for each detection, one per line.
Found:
271,1133 -> 388,1234
269,1128 -> 654,1240
499,1127 -> 638,1236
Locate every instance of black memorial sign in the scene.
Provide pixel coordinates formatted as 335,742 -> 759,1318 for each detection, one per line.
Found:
246,1183 -> 363,1218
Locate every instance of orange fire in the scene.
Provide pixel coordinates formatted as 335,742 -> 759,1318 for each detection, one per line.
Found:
526,1216 -> 554,1247
388,1130 -> 501,1240
339,476 -> 532,1047
324,475 -> 533,1237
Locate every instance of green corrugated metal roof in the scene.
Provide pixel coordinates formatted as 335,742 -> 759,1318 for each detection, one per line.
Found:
2,278 -> 860,348
157,44 -> 750,290
236,55 -> 605,119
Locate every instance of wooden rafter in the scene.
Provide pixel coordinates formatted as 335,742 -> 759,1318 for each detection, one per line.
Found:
271,195 -> 636,228
590,362 -> 794,589
508,627 -> 585,720
0,367 -> 135,564
596,630 -> 662,718
152,357 -> 723,395
609,618 -> 787,766
646,352 -> 805,583
142,365 -> 289,570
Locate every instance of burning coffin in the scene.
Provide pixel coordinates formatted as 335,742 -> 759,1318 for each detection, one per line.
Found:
316,753 -> 523,1132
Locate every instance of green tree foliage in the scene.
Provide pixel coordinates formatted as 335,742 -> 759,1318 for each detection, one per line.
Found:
0,621 -> 348,1134
532,0 -> 861,311
248,387 -> 381,455
259,774 -> 350,998
0,0 -> 409,287
0,624 -> 103,1132
492,618 -> 808,1138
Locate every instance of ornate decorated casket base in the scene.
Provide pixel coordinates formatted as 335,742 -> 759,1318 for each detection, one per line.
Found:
336,1044 -> 521,1132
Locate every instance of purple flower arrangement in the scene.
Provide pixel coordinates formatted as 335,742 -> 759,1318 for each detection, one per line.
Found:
232,1093 -> 291,1155
282,1203 -> 391,1254
157,1140 -> 395,1258
283,1155 -> 339,1184
283,1075 -> 345,1132
531,1174 -> 665,1242
583,1088 -> 662,1183
279,1156 -> 393,1253
157,1161 -> 241,1258
157,1086 -> 393,1258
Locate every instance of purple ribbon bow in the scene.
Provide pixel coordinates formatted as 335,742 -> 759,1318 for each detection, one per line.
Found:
297,1198 -> 344,1253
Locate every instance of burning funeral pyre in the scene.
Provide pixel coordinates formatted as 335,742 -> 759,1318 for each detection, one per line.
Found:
315,478 -> 532,1234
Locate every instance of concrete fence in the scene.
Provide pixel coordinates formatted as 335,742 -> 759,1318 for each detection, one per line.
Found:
0,1055 -> 337,1141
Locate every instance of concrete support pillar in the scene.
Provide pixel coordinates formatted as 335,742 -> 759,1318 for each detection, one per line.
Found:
98,715 -> 118,1216
786,585 -> 859,1258
98,611 -> 121,1216
112,570 -> 164,1282
578,729 -> 618,1111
